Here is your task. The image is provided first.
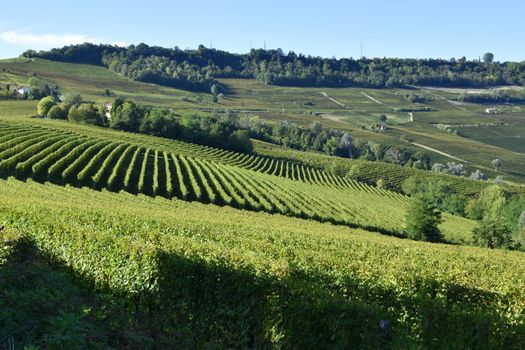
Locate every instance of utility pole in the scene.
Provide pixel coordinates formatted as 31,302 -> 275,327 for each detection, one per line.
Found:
360,43 -> 363,59
264,40 -> 266,50
209,39 -> 213,49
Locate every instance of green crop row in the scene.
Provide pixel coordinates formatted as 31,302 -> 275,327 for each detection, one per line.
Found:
0,177 -> 523,348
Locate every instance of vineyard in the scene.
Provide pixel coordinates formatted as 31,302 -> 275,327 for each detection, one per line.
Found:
0,119 -> 421,234
1,177 -> 524,348
0,118 -> 476,239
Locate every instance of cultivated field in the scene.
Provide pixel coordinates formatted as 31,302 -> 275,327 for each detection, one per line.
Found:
1,58 -> 523,181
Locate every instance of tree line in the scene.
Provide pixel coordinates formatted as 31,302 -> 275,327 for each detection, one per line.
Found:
23,44 -> 525,92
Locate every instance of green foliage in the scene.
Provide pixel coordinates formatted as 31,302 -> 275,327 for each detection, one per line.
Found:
405,195 -> 443,242
402,176 -> 467,216
472,218 -> 513,249
1,177 -> 525,348
110,100 -> 141,132
68,104 -> 104,125
466,185 -> 508,220
23,43 -> 525,88
37,96 -> 56,116
139,108 -> 180,137
60,91 -> 82,108
227,130 -> 253,153
47,104 -> 68,120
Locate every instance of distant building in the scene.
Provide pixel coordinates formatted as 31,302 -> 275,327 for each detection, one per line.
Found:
485,107 -> 499,114
13,86 -> 29,95
378,122 -> 388,131
104,103 -> 112,120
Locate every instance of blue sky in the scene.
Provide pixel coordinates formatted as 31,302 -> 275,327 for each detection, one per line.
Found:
1,0 -> 524,61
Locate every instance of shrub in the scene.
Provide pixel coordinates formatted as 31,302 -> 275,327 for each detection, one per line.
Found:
37,96 -> 56,116
68,104 -> 104,126
472,219 -> 513,249
47,104 -> 68,120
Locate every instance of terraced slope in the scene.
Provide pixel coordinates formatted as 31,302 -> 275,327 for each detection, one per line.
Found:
0,119 -> 474,239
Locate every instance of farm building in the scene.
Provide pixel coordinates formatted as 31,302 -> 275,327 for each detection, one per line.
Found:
13,86 -> 29,95
104,103 -> 112,120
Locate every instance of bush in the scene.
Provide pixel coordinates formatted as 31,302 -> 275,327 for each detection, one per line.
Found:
37,96 -> 57,116
227,130 -> 253,153
68,104 -> 104,126
61,92 -> 82,108
47,104 -> 68,120
472,219 -> 513,249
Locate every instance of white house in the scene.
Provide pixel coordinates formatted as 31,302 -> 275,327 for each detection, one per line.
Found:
485,107 -> 498,114
14,86 -> 30,95
104,103 -> 112,120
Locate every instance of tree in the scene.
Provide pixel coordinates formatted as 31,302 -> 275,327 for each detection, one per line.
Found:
140,108 -> 180,138
465,185 -> 508,220
482,52 -> 494,63
68,104 -> 104,125
104,88 -> 111,96
37,96 -> 56,116
491,158 -> 501,172
210,84 -> 219,96
227,130 -> 253,153
309,121 -> 322,135
61,92 -> 82,108
470,169 -> 488,181
378,114 -> 387,122
110,101 -> 141,132
47,104 -> 68,120
472,218 -> 513,249
323,137 -> 339,156
405,195 -> 443,242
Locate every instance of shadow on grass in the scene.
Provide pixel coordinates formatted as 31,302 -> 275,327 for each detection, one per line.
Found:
3,229 -> 525,349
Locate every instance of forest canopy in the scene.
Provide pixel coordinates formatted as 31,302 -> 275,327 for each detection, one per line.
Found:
23,44 -> 525,91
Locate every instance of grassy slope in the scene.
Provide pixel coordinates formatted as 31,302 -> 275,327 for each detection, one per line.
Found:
0,116 -> 476,243
1,178 -> 525,348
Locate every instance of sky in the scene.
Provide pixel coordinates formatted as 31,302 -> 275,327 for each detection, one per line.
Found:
1,0 -> 524,61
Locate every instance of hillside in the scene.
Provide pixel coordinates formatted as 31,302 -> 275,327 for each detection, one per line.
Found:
0,117 -> 475,242
2,177 -> 525,348
1,49 -> 525,349
1,58 -> 524,183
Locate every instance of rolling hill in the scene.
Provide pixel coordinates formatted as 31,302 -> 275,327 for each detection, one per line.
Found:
0,53 -> 524,349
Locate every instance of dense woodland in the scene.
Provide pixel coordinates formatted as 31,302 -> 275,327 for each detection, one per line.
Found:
23,43 -> 525,91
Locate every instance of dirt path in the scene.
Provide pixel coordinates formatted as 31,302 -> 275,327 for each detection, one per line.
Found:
409,142 -> 466,162
320,91 -> 346,108
360,92 -> 399,111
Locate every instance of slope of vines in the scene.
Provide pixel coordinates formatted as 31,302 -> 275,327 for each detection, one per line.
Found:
0,119 -> 473,238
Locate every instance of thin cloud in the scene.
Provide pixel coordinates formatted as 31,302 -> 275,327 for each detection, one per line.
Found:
0,31 -> 101,47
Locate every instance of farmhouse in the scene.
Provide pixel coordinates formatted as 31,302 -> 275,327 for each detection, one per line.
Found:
104,103 -> 112,120
485,107 -> 499,114
13,86 -> 29,95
